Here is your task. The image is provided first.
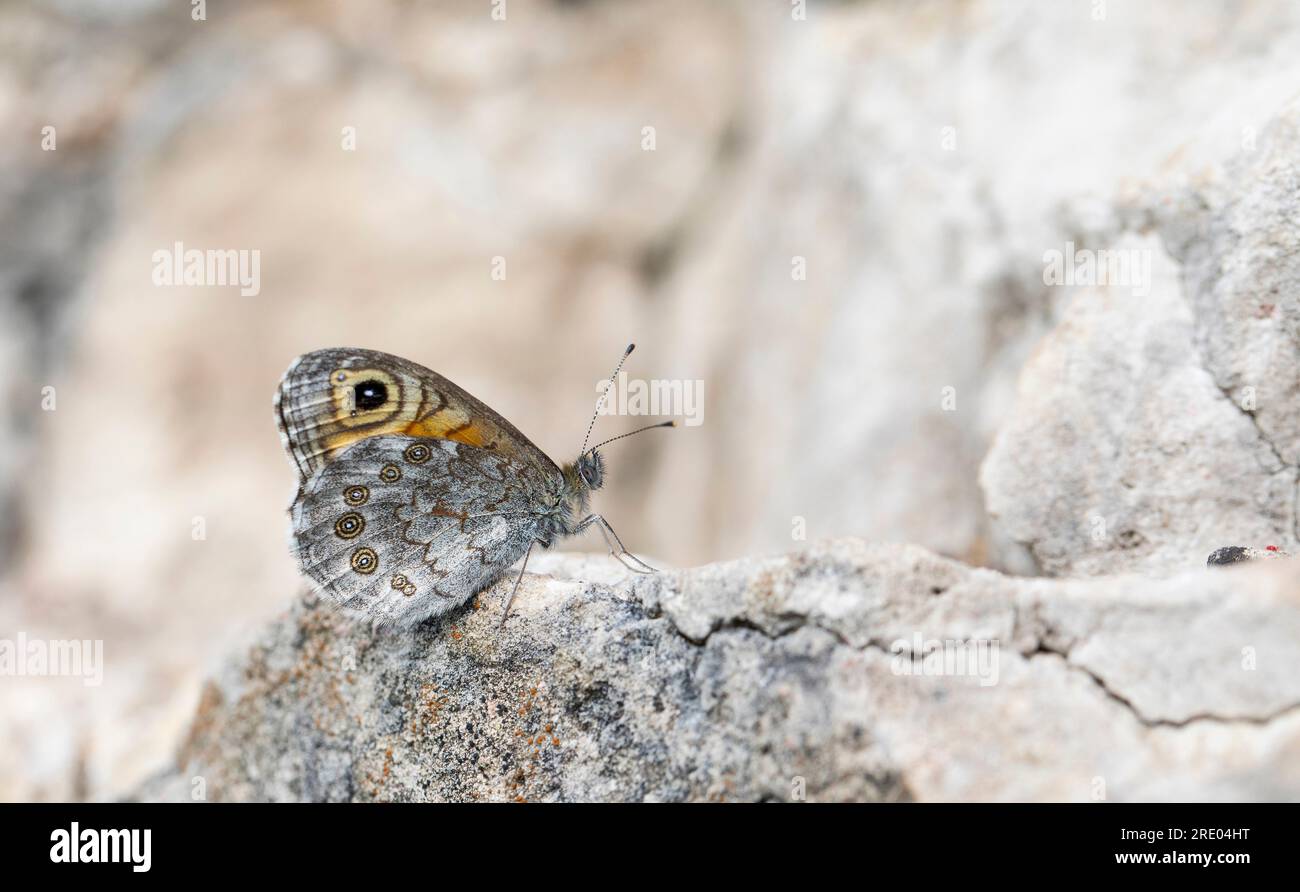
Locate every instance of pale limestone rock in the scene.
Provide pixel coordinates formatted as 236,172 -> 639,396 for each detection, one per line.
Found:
135,541 -> 1300,803
981,102 -> 1300,576
9,0 -> 1300,804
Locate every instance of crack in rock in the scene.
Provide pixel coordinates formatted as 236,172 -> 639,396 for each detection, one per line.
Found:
132,543 -> 1300,802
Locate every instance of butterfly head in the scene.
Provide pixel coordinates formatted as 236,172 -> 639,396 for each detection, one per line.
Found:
575,449 -> 605,491
554,344 -> 675,517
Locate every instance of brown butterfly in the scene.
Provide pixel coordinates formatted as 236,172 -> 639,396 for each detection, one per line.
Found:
274,345 -> 671,629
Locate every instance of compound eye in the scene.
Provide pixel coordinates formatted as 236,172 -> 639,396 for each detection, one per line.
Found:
353,380 -> 388,410
579,453 -> 602,487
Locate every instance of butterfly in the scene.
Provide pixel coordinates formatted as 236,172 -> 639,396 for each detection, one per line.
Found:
274,345 -> 672,629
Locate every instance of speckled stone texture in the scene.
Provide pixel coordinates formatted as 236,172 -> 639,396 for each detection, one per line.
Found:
13,0 -> 1300,802
982,100 -> 1300,577
135,541 -> 1300,802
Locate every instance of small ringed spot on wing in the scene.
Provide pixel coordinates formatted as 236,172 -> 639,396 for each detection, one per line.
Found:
335,512 -> 365,539
350,547 -> 378,574
404,443 -> 432,464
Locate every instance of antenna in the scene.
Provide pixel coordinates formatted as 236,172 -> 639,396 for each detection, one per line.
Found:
580,343 -> 636,455
587,420 -> 676,455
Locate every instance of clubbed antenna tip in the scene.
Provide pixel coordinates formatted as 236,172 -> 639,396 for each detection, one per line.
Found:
587,420 -> 676,454
581,342 -> 639,455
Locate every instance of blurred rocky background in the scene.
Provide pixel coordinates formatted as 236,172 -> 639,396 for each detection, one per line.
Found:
2,0 -> 1300,800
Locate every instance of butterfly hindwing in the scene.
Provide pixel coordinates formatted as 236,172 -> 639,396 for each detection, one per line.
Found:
292,435 -> 548,628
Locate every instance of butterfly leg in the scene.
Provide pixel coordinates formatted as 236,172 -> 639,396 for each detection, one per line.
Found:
575,514 -> 658,574
498,539 -> 536,628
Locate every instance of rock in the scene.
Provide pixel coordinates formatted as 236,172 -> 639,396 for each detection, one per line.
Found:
1207,545 -> 1291,566
10,0 -> 1300,803
134,540 -> 1300,802
981,101 -> 1300,577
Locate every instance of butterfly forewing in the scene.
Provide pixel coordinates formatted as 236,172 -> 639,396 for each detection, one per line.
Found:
275,348 -> 559,483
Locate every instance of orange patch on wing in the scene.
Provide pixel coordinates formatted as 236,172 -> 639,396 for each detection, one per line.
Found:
448,423 -> 489,447
404,416 -> 489,447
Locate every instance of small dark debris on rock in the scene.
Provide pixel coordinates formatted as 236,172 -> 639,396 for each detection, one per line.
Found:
1207,545 -> 1290,566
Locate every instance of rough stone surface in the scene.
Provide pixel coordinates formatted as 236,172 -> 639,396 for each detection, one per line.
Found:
982,100 -> 1300,577
9,0 -> 1300,802
135,540 -> 1300,803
